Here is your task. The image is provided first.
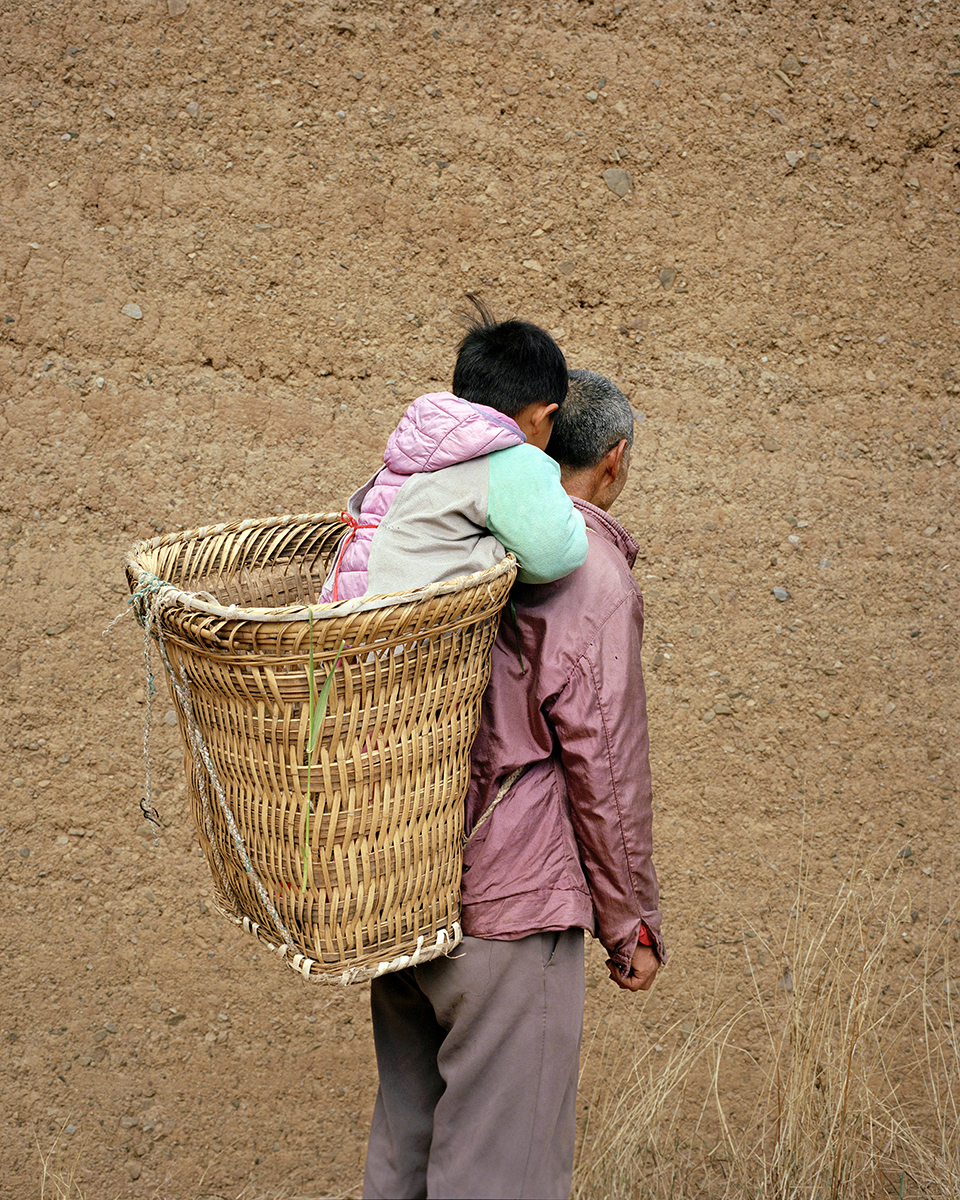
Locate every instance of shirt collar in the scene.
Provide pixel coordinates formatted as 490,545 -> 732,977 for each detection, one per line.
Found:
572,497 -> 639,569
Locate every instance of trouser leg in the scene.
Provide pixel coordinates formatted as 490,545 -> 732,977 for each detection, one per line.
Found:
363,968 -> 446,1199
424,930 -> 585,1200
364,931 -> 585,1200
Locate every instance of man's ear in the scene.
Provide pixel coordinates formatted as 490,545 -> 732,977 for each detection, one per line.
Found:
604,438 -> 628,485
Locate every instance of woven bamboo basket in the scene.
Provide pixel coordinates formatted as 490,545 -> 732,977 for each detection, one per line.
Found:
124,511 -> 516,983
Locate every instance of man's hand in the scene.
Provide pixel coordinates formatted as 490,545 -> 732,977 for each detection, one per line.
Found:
606,945 -> 660,992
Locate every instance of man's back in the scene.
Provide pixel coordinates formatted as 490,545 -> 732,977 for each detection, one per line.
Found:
463,497 -> 663,970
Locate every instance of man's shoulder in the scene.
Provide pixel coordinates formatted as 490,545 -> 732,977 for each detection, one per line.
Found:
514,518 -> 640,631
578,528 -> 641,611
572,504 -> 641,601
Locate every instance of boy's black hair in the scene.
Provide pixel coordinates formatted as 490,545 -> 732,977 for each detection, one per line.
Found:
452,295 -> 568,418
547,369 -> 635,470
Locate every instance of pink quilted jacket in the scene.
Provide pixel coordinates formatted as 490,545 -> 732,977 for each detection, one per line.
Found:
319,392 -> 524,602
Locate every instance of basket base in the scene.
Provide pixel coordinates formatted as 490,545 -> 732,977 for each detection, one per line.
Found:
217,900 -> 464,984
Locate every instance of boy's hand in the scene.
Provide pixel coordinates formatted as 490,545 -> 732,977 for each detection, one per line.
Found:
607,945 -> 660,992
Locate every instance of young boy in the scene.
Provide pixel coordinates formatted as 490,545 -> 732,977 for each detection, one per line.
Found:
319,300 -> 588,601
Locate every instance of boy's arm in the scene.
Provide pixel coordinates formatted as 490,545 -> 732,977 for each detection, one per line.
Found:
485,443 -> 588,584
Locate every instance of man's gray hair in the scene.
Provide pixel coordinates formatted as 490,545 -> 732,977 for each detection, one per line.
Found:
547,369 -> 635,470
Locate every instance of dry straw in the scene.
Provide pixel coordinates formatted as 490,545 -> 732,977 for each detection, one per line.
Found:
124,511 -> 516,984
574,857 -> 960,1200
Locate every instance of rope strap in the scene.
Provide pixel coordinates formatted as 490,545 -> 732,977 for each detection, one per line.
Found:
132,578 -> 296,953
463,765 -> 528,848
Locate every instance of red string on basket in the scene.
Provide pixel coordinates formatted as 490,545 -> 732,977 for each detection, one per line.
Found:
328,511 -> 379,601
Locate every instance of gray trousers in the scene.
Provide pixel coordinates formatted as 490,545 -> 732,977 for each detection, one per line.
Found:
363,930 -> 586,1200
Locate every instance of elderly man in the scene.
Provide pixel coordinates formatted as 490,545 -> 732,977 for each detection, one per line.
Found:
363,369 -> 664,1200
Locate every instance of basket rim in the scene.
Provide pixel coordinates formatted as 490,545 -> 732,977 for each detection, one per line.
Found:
126,509 -> 517,623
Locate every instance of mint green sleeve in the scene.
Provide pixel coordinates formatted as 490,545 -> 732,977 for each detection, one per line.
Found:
485,443 -> 588,584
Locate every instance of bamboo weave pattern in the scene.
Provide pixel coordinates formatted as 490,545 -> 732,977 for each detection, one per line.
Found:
125,512 -> 516,983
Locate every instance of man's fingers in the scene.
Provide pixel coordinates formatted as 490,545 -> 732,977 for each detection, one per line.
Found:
607,950 -> 660,992
606,964 -> 652,991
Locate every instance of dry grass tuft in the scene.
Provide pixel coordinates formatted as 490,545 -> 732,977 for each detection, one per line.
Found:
575,859 -> 959,1200
37,1124 -> 88,1200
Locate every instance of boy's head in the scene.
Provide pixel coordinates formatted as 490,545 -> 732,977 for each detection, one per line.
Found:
452,296 -> 568,424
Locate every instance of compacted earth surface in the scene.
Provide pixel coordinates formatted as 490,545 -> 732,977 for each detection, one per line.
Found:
1,0 -> 958,1196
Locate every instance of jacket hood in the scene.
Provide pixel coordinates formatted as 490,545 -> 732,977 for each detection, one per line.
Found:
573,497 -> 640,568
384,392 -> 525,475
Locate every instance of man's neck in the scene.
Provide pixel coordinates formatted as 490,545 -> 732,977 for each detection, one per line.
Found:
560,468 -> 608,511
